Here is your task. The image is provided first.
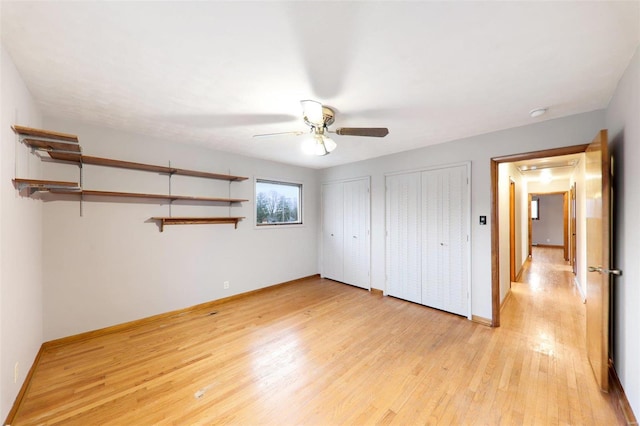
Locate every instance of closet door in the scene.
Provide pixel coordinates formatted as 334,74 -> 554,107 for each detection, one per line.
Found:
421,169 -> 442,309
322,182 -> 344,282
386,172 -> 421,303
421,165 -> 468,316
343,178 -> 370,289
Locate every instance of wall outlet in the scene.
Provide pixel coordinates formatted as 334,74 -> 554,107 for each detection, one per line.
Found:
14,362 -> 19,383
223,281 -> 229,289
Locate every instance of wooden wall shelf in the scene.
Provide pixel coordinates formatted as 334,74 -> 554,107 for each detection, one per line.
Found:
14,126 -> 248,182
12,125 -> 79,143
49,189 -> 248,204
12,125 -> 249,231
13,178 -> 80,190
151,217 -> 245,232
13,178 -> 81,197
47,153 -> 248,182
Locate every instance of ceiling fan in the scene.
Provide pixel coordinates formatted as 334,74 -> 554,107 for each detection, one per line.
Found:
254,100 -> 389,156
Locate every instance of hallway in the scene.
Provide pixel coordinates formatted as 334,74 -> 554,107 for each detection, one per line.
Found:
500,246 -> 622,424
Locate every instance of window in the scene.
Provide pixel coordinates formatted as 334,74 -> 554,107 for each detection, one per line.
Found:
531,198 -> 540,220
255,179 -> 302,226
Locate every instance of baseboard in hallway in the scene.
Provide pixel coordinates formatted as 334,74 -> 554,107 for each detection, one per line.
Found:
610,360 -> 638,425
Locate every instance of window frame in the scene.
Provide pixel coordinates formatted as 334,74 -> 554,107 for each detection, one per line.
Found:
254,177 -> 304,228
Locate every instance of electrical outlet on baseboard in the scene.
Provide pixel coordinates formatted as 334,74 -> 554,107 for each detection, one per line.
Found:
223,281 -> 229,289
14,362 -> 19,383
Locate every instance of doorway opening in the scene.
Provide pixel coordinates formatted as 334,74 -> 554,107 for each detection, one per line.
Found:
490,144 -> 588,327
528,191 -> 570,260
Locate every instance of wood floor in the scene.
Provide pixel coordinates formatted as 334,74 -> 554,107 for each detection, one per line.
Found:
11,247 -> 623,425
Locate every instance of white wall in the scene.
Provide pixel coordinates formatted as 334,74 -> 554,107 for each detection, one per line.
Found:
519,179 -> 529,269
606,45 -> 640,417
0,47 -> 44,420
570,154 -> 587,300
320,110 -> 605,321
40,118 -> 319,340
531,193 -> 564,246
497,162 -> 526,303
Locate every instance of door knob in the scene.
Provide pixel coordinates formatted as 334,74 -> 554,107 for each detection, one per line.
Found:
588,266 -> 622,276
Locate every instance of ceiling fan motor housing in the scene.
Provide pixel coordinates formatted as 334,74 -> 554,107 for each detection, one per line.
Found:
321,106 -> 335,126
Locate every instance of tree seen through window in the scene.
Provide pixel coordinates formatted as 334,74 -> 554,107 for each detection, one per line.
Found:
256,180 -> 302,225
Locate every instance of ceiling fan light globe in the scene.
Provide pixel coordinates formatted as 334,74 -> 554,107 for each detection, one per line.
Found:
313,137 -> 328,156
314,144 -> 328,156
301,137 -> 317,155
323,135 -> 337,152
300,100 -> 324,126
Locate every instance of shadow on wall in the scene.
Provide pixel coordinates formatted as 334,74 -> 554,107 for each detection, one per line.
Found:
609,128 -> 625,363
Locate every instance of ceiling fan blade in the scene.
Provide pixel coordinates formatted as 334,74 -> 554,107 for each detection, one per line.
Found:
300,100 -> 324,126
335,127 -> 389,137
253,131 -> 306,138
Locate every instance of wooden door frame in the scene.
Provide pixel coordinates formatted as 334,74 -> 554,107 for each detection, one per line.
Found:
490,144 -> 589,327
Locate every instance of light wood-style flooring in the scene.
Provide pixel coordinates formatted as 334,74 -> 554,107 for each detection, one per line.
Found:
11,247 -> 622,424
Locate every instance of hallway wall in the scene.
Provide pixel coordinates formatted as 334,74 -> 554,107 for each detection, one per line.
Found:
497,163 -> 527,303
570,156 -> 587,300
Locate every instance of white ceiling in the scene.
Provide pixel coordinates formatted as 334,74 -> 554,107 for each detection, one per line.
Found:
513,153 -> 583,182
1,1 -> 639,169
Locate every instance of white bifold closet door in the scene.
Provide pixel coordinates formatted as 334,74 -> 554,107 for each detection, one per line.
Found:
386,164 -> 469,317
385,172 -> 421,303
322,182 -> 344,282
322,178 -> 370,289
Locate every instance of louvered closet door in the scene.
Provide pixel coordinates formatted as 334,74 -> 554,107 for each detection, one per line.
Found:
421,165 -> 468,316
343,178 -> 370,289
322,182 -> 344,282
386,172 -> 421,303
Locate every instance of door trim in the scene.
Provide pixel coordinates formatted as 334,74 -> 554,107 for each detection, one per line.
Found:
490,144 -> 589,327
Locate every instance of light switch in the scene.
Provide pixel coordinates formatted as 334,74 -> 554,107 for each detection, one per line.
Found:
479,216 -> 487,225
